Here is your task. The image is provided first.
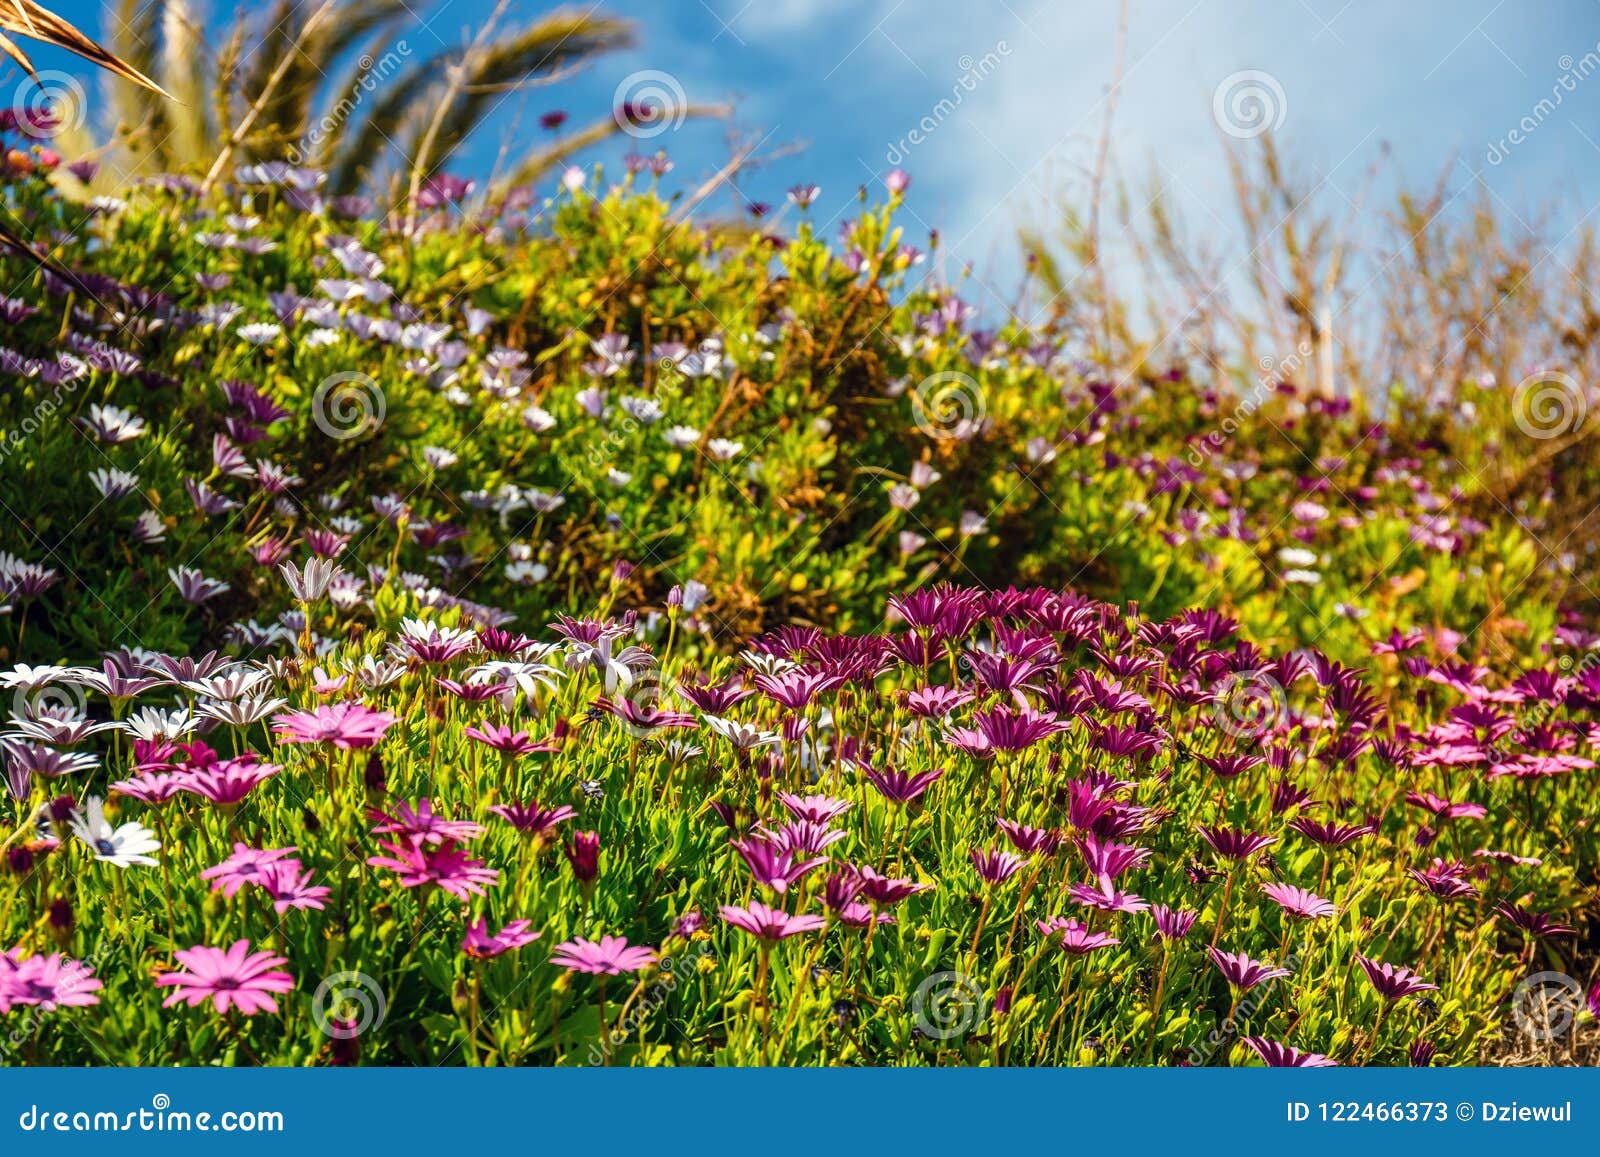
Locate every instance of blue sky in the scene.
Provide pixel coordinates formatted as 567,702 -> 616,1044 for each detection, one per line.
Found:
28,0 -> 1600,312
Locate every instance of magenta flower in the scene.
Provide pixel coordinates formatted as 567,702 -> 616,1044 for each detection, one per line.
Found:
732,836 -> 827,894
1037,916 -> 1120,955
969,847 -> 1027,884
549,935 -> 657,974
1068,881 -> 1148,913
179,757 -> 281,805
564,830 -> 601,883
1261,882 -> 1336,920
464,723 -> 559,757
776,792 -> 853,824
1242,1036 -> 1337,1067
720,901 -> 828,940
1198,825 -> 1277,861
109,771 -> 187,805
1355,954 -> 1439,1001
259,860 -> 330,913
0,952 -> 101,1011
1151,904 -> 1198,941
1495,904 -> 1577,939
366,840 -> 499,898
462,918 -> 541,960
996,818 -> 1062,855
863,766 -> 944,803
1209,947 -> 1292,990
369,798 -> 485,846
273,702 -> 396,749
201,844 -> 300,898
1286,818 -> 1373,848
488,801 -> 576,835
155,941 -> 295,1014
854,866 -> 933,905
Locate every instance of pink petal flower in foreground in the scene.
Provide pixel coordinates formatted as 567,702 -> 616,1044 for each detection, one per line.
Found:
272,702 -> 397,749
155,940 -> 294,1015
0,952 -> 101,1011
720,902 -> 828,941
1209,947 -> 1292,990
1260,882 -> 1336,920
549,934 -> 657,974
369,798 -> 485,846
488,801 -> 577,836
1242,1036 -> 1337,1067
1151,904 -> 1198,942
1355,954 -> 1438,1001
201,844 -> 300,898
366,840 -> 499,898
462,918 -> 541,960
1036,916 -> 1120,955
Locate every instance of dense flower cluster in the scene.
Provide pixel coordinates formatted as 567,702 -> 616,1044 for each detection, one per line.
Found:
0,577 -> 1594,1065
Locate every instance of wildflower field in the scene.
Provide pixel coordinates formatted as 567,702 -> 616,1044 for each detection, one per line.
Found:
1,2 -> 1598,1072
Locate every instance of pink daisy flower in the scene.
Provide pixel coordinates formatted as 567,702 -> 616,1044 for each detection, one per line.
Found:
0,952 -> 101,1011
369,798 -> 485,846
462,918 -> 541,960
366,840 -> 499,898
200,844 -> 300,898
488,801 -> 577,835
548,935 -> 658,974
155,940 -> 295,1015
259,860 -> 331,913
720,901 -> 828,940
273,702 -> 397,749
